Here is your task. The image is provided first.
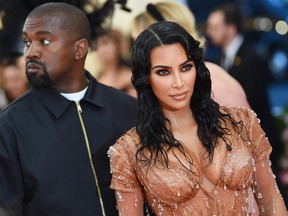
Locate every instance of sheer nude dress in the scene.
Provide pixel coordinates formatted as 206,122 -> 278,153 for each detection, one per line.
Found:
109,107 -> 287,215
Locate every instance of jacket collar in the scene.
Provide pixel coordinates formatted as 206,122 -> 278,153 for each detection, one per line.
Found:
31,71 -> 105,118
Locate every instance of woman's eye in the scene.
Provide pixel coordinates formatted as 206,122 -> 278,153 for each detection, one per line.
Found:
182,64 -> 193,71
156,70 -> 169,76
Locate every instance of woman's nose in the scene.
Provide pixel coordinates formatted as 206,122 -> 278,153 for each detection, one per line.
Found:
172,72 -> 184,88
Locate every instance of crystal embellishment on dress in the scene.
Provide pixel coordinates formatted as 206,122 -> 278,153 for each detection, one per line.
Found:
226,143 -> 232,151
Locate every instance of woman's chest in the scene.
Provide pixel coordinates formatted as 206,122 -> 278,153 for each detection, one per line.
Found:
135,139 -> 254,205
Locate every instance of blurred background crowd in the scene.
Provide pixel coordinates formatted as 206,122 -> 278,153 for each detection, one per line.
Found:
1,0 -> 288,194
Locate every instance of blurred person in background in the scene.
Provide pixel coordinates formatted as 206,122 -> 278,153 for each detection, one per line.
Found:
0,64 -> 8,110
94,29 -> 136,97
130,1 -> 250,108
1,54 -> 29,104
206,3 -> 284,172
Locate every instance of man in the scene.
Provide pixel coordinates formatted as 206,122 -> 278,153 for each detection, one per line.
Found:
206,3 -> 283,168
0,2 -> 136,216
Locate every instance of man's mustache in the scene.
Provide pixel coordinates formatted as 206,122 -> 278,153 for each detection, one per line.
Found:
26,59 -> 45,69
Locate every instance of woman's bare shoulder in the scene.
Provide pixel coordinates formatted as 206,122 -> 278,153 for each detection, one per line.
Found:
205,61 -> 250,108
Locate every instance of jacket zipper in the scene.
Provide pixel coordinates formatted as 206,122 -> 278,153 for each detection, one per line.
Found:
75,101 -> 106,216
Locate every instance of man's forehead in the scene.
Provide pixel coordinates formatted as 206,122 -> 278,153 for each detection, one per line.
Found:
25,15 -> 63,25
23,16 -> 63,33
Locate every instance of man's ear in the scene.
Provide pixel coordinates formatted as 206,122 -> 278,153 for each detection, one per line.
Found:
74,39 -> 89,60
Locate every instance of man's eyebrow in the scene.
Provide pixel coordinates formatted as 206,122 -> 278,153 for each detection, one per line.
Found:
22,31 -> 52,36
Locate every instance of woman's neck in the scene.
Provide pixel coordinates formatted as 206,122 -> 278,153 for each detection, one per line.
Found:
101,61 -> 119,74
163,107 -> 196,133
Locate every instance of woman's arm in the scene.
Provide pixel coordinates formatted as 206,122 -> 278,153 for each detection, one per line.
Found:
253,157 -> 287,215
115,190 -> 144,216
245,108 -> 288,215
109,131 -> 146,216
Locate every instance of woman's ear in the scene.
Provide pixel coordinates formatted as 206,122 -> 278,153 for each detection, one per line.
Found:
74,39 -> 89,60
146,77 -> 150,85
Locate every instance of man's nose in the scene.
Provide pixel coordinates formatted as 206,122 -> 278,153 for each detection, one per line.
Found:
25,42 -> 41,59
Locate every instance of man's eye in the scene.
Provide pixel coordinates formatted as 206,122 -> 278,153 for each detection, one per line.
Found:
42,39 -> 50,45
23,40 -> 31,47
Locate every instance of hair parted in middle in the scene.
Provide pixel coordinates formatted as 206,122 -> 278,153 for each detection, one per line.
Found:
131,21 -> 244,169
131,21 -> 210,109
132,1 -> 206,47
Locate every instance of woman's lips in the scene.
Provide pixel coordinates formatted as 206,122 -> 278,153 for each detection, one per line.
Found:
170,91 -> 188,101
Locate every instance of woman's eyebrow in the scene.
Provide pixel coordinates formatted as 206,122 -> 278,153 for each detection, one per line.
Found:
151,65 -> 170,70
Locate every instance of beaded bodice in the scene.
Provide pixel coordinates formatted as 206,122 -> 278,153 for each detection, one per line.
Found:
109,107 -> 286,215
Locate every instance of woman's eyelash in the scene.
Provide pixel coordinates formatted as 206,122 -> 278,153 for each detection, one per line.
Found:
156,69 -> 169,75
154,62 -> 194,75
183,63 -> 194,70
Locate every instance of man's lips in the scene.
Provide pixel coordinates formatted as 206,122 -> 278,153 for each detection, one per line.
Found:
26,62 -> 43,73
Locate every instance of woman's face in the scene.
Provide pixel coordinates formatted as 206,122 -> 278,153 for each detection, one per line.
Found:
95,34 -> 119,64
2,64 -> 28,101
148,43 -> 196,113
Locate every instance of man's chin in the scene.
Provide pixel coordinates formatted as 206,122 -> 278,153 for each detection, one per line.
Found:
28,79 -> 52,89
27,74 -> 52,89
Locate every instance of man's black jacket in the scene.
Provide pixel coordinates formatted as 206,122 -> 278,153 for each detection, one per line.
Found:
0,72 -> 137,216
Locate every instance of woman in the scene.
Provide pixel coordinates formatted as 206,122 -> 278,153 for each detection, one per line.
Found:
130,1 -> 250,108
94,29 -> 136,97
109,21 -> 287,215
1,55 -> 29,104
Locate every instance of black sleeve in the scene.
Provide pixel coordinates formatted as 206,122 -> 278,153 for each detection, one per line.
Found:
0,127 -> 24,216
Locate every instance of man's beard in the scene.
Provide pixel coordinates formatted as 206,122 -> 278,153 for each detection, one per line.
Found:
26,59 -> 52,89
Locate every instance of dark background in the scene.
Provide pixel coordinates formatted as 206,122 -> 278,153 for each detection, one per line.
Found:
187,0 -> 288,114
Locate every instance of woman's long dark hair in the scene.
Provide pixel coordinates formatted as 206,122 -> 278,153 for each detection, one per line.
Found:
131,21 -> 242,169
